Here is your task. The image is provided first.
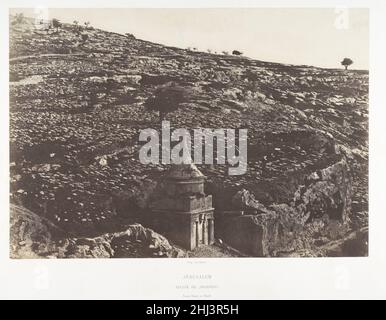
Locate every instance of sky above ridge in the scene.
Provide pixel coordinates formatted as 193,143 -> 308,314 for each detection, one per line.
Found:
10,8 -> 369,69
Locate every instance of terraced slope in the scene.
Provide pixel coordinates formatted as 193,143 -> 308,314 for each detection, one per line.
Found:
9,16 -> 368,256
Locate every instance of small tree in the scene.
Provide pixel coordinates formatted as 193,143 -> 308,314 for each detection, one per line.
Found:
52,18 -> 61,32
125,33 -> 136,40
144,84 -> 190,121
341,57 -> 353,70
232,50 -> 243,56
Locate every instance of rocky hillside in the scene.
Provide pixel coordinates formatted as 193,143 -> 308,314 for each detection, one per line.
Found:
9,16 -> 368,257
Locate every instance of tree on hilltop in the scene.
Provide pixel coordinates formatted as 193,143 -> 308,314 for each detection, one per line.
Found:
52,18 -> 61,32
341,57 -> 353,70
232,50 -> 243,56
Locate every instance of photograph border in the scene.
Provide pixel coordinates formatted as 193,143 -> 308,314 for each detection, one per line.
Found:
1,0 -> 385,300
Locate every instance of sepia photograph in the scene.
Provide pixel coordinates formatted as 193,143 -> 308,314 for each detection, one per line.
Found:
8,7 -> 369,260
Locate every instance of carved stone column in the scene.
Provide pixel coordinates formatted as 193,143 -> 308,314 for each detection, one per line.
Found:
203,217 -> 208,245
195,220 -> 200,248
209,219 -> 215,244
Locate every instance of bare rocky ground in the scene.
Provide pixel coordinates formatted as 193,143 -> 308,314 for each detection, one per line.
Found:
9,16 -> 368,258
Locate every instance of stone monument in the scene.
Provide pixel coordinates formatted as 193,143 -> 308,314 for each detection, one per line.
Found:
149,164 -> 215,250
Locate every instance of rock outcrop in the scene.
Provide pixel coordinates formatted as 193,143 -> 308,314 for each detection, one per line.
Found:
10,204 -> 186,258
216,157 -> 356,257
10,204 -> 66,258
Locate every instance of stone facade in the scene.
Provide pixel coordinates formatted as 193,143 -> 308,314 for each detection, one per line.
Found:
150,164 -> 215,250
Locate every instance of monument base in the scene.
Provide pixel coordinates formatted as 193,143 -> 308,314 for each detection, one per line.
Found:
150,209 -> 214,251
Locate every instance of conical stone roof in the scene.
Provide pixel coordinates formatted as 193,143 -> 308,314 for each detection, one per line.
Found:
166,163 -> 205,180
